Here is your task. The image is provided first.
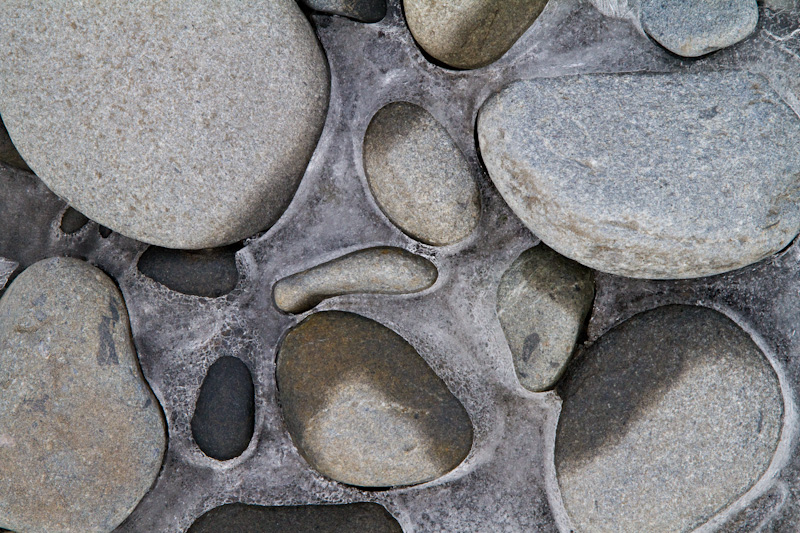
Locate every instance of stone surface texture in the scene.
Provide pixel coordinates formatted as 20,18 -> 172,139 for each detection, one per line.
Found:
277,311 -> 473,488
363,102 -> 480,246
496,245 -> 593,392
0,1 -> 329,249
478,70 -> 800,279
138,245 -> 240,298
0,257 -> 165,533
404,0 -> 549,69
301,0 -> 387,22
274,247 -> 437,313
556,305 -> 783,533
641,0 -> 759,57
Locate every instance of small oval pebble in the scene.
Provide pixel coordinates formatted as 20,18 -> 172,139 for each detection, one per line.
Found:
277,311 -> 473,487
556,305 -> 783,532
138,245 -> 240,298
0,257 -> 165,533
60,207 -> 90,235
191,356 -> 255,461
274,247 -> 437,313
300,0 -> 386,22
364,102 -> 480,246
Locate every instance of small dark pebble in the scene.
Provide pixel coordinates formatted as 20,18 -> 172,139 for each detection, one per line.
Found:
60,207 -> 90,234
138,245 -> 240,298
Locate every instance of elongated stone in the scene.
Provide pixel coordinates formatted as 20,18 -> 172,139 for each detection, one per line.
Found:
0,257 -> 165,533
478,71 -> 800,279
364,102 -> 480,246
277,311 -> 473,487
274,247 -> 437,313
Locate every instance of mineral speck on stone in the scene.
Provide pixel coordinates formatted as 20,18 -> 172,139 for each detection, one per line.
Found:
641,0 -> 759,57
556,305 -> 783,533
0,257 -> 165,533
496,245 -> 593,392
364,102 -> 480,246
274,247 -> 437,313
0,1 -> 330,249
277,311 -> 473,488
478,71 -> 800,279
404,0 -> 549,69
301,0 -> 386,23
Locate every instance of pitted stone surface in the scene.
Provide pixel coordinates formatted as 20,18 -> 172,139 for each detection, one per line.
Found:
0,1 -> 329,249
277,311 -> 473,488
496,245 -> 593,392
556,305 -> 783,533
641,0 -> 759,57
478,70 -> 800,279
364,102 -> 480,246
404,0 -> 549,69
274,247 -> 437,313
0,258 -> 165,533
301,0 -> 386,23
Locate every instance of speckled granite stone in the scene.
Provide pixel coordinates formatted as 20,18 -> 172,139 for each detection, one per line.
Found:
556,305 -> 783,532
478,71 -> 800,279
364,102 -> 480,246
301,0 -> 386,22
641,0 -> 758,57
0,1 -> 329,249
0,258 -> 165,533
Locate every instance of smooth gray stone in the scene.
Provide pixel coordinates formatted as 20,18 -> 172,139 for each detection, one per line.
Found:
0,258 -> 165,533
556,305 -> 783,533
273,247 -> 437,313
0,1 -> 329,249
478,71 -> 800,279
301,0 -> 386,23
496,245 -> 593,392
364,102 -> 480,246
641,0 -> 758,57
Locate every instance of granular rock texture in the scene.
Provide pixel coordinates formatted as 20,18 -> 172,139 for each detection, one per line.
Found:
556,305 -> 783,533
0,257 -> 165,533
478,70 -> 800,279
0,0 -> 329,249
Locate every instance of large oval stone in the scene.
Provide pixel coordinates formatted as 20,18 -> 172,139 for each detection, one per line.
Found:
0,258 -> 165,533
0,1 -> 329,249
364,102 -> 480,246
477,71 -> 800,279
277,311 -> 473,487
555,305 -> 783,532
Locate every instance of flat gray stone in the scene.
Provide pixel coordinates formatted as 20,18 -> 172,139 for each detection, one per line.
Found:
277,311 -> 473,488
478,71 -> 800,279
0,1 -> 329,249
496,245 -> 593,392
273,247 -> 437,313
364,102 -> 480,246
404,0 -> 549,69
0,258 -> 165,533
556,305 -> 783,533
641,0 -> 758,57
301,0 -> 386,23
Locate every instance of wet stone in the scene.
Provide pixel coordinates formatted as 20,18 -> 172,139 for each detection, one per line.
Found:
0,257 -> 165,533
138,245 -> 240,298
0,1 -> 329,249
404,0 -> 549,69
188,503 -> 402,533
641,0 -> 758,57
191,356 -> 255,461
274,247 -> 437,313
496,245 -> 593,392
478,71 -> 800,279
363,102 -> 480,246
277,311 -> 473,488
300,0 -> 386,23
60,207 -> 90,235
0,116 -> 29,171
555,305 -> 783,533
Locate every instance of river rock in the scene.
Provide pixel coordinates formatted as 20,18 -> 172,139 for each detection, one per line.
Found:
301,0 -> 386,22
478,71 -> 800,279
138,245 -> 240,298
496,245 -> 593,392
404,0 -> 549,69
555,305 -> 783,532
364,102 -> 480,246
273,247 -> 437,313
641,0 -> 758,57
0,1 -> 329,249
0,257 -> 165,533
277,311 -> 473,487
